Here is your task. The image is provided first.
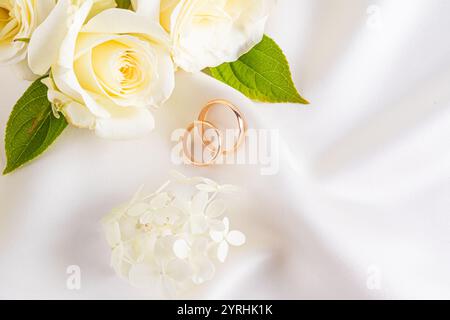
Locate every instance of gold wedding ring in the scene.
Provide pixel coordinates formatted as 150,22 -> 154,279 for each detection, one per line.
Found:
181,100 -> 247,167
182,120 -> 222,167
198,99 -> 248,155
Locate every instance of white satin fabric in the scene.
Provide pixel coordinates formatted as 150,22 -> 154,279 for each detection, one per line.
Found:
0,0 -> 449,299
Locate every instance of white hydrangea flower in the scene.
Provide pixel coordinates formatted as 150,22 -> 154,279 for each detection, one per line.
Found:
170,170 -> 241,194
102,172 -> 245,295
210,217 -> 246,263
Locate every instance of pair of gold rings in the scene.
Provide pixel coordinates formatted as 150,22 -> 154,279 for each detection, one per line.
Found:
182,100 -> 248,167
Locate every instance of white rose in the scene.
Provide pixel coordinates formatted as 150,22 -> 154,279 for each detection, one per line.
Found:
156,0 -> 276,72
29,0 -> 175,139
0,0 -> 55,78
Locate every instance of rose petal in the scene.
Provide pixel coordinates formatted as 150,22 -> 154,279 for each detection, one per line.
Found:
62,101 -> 96,129
13,59 -> 38,81
82,8 -> 169,46
89,0 -> 116,20
160,0 -> 179,31
28,0 -> 72,75
171,0 -> 275,72
95,107 -> 155,139
131,0 -> 160,21
35,0 -> 57,25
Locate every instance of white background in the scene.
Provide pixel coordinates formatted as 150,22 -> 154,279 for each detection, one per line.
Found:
1,0 -> 450,299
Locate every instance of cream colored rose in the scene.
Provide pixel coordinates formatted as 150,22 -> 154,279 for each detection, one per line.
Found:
29,0 -> 175,139
0,0 -> 55,78
155,0 -> 276,72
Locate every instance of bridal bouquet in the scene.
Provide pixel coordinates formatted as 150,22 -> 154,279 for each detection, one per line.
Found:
1,0 -> 307,174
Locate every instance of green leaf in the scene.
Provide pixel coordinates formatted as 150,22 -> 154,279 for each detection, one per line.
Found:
209,35 -> 309,104
115,0 -> 131,9
3,78 -> 67,175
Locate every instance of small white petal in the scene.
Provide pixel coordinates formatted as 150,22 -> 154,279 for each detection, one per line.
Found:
209,229 -> 224,243
191,237 -> 209,254
217,241 -> 229,263
127,202 -> 151,217
128,185 -> 145,206
139,212 -> 153,225
222,217 -> 230,234
153,180 -> 171,195
103,222 -> 121,247
203,178 -> 219,186
192,256 -> 215,284
209,219 -> 226,232
119,216 -> 139,241
227,231 -> 246,247
126,235 -> 148,263
196,184 -> 218,193
160,227 -> 174,237
169,170 -> 190,183
102,205 -> 127,224
155,236 -> 176,260
150,193 -> 171,209
161,277 -> 177,298
140,233 -> 158,255
190,215 -> 208,235
191,191 -> 208,214
129,263 -> 159,288
219,184 -> 240,193
154,206 -> 184,226
166,259 -> 193,282
173,239 -> 190,260
206,199 -> 226,218
111,244 -> 127,277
